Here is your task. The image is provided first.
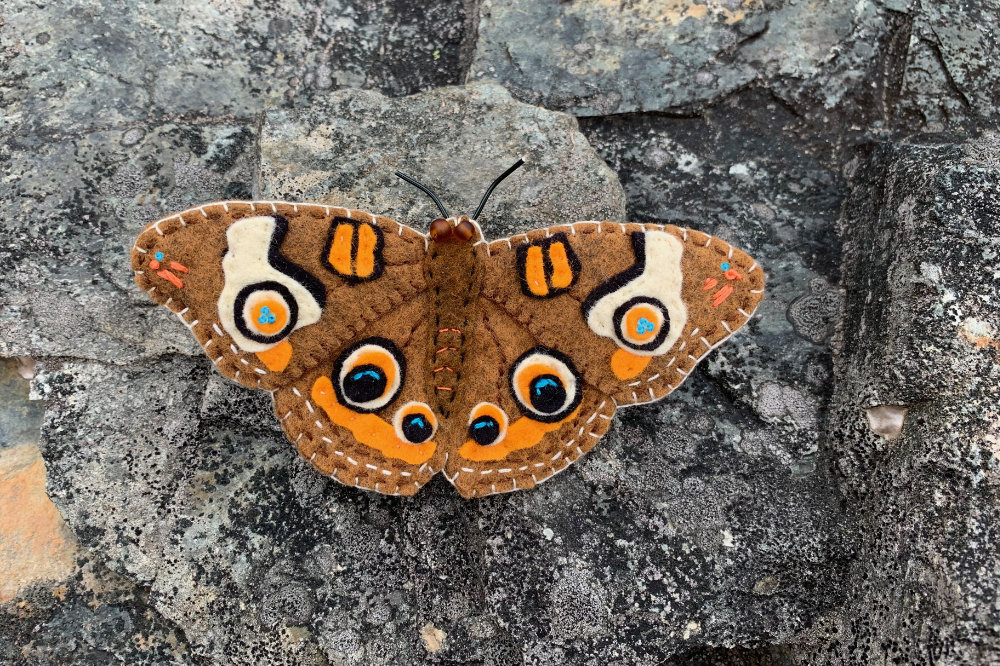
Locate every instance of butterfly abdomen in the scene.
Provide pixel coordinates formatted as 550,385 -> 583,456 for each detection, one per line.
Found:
424,240 -> 485,418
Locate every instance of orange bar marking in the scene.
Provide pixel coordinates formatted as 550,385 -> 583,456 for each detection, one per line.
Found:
548,242 -> 574,288
712,284 -> 735,307
355,224 -> 378,277
328,223 -> 353,275
702,277 -> 718,290
524,245 -> 548,296
256,339 -> 293,372
169,261 -> 189,273
156,269 -> 183,288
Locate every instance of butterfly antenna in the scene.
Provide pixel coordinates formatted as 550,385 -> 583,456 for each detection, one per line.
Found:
394,170 -> 450,218
473,157 -> 525,221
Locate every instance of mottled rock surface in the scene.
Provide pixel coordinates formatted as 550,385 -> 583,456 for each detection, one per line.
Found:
797,138 -> 1000,665
471,0 -> 1000,129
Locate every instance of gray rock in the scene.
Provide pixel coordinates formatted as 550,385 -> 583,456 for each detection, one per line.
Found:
469,0 -> 903,119
0,0 -> 475,136
25,84 -> 848,664
796,138 -> 1000,664
470,0 -> 1000,131
0,357 -> 44,450
259,82 -> 627,232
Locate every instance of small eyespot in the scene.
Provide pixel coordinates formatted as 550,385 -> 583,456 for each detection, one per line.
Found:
612,296 -> 670,352
467,402 -> 509,446
332,337 -> 405,413
393,402 -> 437,444
509,347 -> 582,423
234,281 -> 298,345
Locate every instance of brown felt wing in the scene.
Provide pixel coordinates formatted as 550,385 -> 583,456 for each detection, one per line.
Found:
442,299 -> 617,499
131,201 -> 427,391
479,222 -> 765,408
132,201 -> 440,495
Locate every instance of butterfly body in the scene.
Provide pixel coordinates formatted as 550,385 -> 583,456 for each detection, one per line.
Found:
132,199 -> 763,498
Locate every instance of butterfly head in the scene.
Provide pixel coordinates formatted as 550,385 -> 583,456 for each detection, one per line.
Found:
428,215 -> 479,244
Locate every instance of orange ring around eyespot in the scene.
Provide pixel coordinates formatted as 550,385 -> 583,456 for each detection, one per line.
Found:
345,349 -> 398,397
622,303 -> 662,345
514,362 -> 565,408
393,402 -> 437,442
468,402 -> 509,441
249,297 -> 289,336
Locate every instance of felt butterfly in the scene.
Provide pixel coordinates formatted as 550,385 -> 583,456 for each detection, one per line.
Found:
131,159 -> 764,498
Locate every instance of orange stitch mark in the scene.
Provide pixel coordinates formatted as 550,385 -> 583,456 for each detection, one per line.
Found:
169,261 -> 189,273
458,406 -> 582,462
149,259 -> 161,270
435,386 -> 453,392
311,376 -> 435,465
724,268 -> 742,280
548,242 -> 574,289
703,277 -> 718,290
355,223 -> 378,278
156,269 -> 183,288
438,328 -> 461,334
435,347 -> 458,355
524,245 -> 548,296
432,366 -> 454,373
712,284 -> 734,307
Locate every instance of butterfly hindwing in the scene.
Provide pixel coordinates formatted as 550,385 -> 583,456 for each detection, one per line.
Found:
272,295 -> 445,496
441,298 -> 617,498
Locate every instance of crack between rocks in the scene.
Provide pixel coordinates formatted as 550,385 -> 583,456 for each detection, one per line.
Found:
923,30 -> 972,110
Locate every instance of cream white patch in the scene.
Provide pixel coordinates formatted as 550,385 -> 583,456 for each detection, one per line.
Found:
218,216 -> 323,352
585,231 -> 687,356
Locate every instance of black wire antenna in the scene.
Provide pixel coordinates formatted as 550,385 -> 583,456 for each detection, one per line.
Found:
394,158 -> 525,220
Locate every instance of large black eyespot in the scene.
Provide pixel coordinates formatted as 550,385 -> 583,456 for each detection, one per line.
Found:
509,347 -> 582,423
467,403 -> 509,446
233,281 -> 298,345
393,402 -> 437,444
528,374 -> 566,414
332,337 -> 405,413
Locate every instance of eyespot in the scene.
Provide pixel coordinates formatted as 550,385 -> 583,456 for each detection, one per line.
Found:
467,402 -> 509,446
332,337 -> 405,413
234,281 -> 298,345
393,402 -> 437,444
509,347 -> 582,423
613,296 -> 670,352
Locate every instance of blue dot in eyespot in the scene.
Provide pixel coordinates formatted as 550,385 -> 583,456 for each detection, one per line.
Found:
472,421 -> 490,430
352,369 -> 381,382
154,251 -> 164,261
532,377 -> 559,396
721,262 -> 731,271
